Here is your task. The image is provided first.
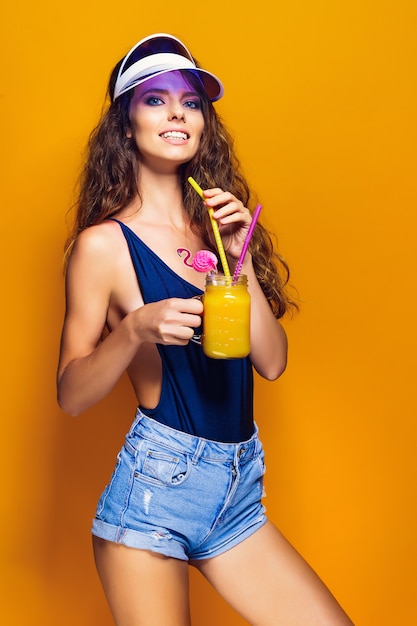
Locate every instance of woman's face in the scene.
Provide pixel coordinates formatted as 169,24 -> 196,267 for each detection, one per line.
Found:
127,71 -> 205,170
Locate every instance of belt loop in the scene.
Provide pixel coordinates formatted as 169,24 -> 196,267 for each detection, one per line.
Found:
128,407 -> 143,436
191,439 -> 206,465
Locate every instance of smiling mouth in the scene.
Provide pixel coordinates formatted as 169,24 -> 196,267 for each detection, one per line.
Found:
160,131 -> 189,140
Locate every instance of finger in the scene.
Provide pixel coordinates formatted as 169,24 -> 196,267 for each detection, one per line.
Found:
203,190 -> 236,207
159,320 -> 200,345
174,297 -> 204,315
215,204 -> 252,227
201,187 -> 224,199
180,313 -> 203,329
175,325 -> 198,341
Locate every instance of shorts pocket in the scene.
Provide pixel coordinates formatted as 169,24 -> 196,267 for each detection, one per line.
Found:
134,443 -> 191,486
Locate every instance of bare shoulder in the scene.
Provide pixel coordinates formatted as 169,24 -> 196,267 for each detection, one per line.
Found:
67,220 -> 142,327
66,221 -> 129,285
70,221 -> 125,263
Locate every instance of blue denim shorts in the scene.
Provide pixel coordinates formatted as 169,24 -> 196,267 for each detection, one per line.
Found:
92,410 -> 267,561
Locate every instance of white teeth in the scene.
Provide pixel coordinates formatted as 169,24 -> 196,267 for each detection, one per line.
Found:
161,131 -> 188,140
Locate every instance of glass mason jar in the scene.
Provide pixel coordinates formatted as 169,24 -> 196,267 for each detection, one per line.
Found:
202,274 -> 251,359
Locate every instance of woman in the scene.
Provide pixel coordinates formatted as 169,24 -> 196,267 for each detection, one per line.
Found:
57,33 -> 353,625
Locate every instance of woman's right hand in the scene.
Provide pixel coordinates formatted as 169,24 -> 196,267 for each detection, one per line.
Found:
128,297 -> 203,346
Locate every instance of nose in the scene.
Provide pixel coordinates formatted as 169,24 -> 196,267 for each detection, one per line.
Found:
168,101 -> 186,122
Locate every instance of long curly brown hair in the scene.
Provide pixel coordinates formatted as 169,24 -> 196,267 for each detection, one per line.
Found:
65,59 -> 298,318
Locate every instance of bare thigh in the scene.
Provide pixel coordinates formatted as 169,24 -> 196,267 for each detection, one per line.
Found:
193,521 -> 354,626
93,536 -> 191,626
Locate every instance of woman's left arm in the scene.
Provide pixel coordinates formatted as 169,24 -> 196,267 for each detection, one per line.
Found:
203,188 -> 288,380
243,255 -> 288,380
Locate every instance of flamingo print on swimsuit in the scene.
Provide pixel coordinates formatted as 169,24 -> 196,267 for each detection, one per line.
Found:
176,248 -> 218,273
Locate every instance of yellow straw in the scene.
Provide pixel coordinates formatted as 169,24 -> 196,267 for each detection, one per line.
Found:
187,177 -> 231,276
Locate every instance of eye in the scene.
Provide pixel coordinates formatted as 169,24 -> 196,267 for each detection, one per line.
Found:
184,99 -> 201,110
145,96 -> 164,106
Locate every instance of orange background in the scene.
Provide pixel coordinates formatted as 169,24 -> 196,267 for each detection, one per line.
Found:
1,1 -> 416,624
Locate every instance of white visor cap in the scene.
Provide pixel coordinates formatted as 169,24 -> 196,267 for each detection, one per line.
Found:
113,33 -> 224,102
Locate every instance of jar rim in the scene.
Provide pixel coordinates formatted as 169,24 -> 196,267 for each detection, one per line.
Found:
205,274 -> 247,286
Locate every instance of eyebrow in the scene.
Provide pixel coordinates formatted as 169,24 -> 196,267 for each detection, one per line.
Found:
140,88 -> 200,98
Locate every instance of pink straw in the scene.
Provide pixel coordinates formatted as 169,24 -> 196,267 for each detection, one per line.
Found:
232,204 -> 262,283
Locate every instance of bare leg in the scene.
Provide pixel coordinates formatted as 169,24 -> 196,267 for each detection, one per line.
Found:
93,536 -> 191,626
193,521 -> 354,626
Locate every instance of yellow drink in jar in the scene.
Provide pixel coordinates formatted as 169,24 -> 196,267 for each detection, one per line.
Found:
202,275 -> 250,359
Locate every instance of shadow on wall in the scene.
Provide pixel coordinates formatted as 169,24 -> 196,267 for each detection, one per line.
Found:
42,378 -> 136,624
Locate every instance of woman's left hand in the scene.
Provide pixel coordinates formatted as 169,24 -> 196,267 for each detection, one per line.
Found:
202,188 -> 252,260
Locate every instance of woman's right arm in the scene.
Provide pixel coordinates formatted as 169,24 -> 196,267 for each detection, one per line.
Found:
57,227 -> 203,416
57,227 -> 144,415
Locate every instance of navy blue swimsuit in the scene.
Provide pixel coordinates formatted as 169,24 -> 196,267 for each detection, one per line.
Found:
113,219 -> 254,443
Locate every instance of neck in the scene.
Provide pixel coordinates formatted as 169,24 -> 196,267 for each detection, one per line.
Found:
137,166 -> 186,225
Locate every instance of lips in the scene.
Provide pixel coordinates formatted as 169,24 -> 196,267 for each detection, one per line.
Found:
160,130 -> 189,140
